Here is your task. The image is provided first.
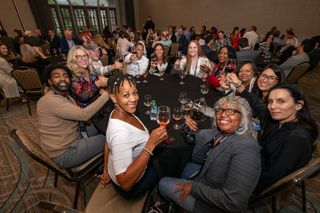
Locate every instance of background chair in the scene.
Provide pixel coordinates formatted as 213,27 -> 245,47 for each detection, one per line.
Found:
11,129 -> 104,209
11,67 -> 43,115
0,89 -> 10,111
285,62 -> 310,83
169,43 -> 180,58
38,183 -> 148,213
250,157 -> 320,212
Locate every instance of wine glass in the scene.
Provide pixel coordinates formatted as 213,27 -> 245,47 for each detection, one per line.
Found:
179,69 -> 185,85
143,95 -> 152,115
172,107 -> 182,130
157,106 -> 171,127
224,58 -> 236,74
182,98 -> 193,118
159,68 -> 165,81
143,72 -> 148,83
184,99 -> 206,135
193,98 -> 207,122
135,72 -> 141,84
179,92 -> 187,105
200,83 -> 209,98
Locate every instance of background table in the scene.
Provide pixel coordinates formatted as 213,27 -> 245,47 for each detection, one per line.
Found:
93,73 -> 221,177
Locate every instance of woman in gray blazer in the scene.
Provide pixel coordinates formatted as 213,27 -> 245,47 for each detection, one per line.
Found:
159,96 -> 261,213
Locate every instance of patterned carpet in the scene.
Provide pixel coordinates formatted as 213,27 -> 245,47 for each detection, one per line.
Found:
0,100 -> 98,212
0,67 -> 319,212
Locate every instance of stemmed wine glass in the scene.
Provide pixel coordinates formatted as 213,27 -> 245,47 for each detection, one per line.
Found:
179,92 -> 187,105
143,95 -> 152,115
179,69 -> 186,85
157,106 -> 172,144
200,83 -> 209,99
224,58 -> 236,74
159,68 -> 165,81
184,98 -> 207,134
157,106 -> 171,127
172,107 -> 182,130
142,72 -> 148,83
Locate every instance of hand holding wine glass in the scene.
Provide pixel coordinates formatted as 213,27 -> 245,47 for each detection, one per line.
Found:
224,58 -> 236,74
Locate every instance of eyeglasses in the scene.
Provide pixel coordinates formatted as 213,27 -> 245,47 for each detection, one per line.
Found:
214,108 -> 241,116
259,73 -> 278,82
75,54 -> 89,60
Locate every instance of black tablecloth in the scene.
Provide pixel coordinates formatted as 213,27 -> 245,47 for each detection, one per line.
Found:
93,73 -> 221,177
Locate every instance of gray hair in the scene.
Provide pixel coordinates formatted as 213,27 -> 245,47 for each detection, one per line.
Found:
212,96 -> 253,135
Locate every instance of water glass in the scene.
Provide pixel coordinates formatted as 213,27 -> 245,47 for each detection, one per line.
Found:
143,95 -> 152,115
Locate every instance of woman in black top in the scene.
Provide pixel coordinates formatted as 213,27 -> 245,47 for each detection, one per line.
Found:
255,83 -> 318,193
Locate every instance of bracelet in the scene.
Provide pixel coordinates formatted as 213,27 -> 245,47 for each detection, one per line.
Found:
143,147 -> 153,156
235,82 -> 242,88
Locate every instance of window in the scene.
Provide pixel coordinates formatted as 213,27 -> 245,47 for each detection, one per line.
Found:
100,9 -> 108,30
60,7 -> 74,31
74,8 -> 86,33
109,8 -> 117,32
48,0 -> 119,35
87,8 -> 99,34
50,7 -> 62,35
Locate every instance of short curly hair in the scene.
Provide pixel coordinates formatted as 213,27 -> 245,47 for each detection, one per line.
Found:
43,64 -> 72,86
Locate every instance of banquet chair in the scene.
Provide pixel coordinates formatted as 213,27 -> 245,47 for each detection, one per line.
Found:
164,47 -> 170,58
11,129 -> 104,209
169,43 -> 180,58
249,157 -> 320,212
38,183 -> 148,213
11,67 -> 43,115
285,62 -> 310,83
0,89 -> 10,111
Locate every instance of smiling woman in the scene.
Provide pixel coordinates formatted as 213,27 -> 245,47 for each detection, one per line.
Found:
67,45 -> 108,107
256,83 -> 318,193
159,96 -> 261,213
100,73 -> 168,198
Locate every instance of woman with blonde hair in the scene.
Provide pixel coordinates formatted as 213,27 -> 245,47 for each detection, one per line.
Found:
173,40 -> 213,78
18,43 -> 50,79
67,45 -> 108,107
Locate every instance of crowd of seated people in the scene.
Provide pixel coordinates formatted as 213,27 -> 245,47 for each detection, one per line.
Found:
2,21 -> 320,212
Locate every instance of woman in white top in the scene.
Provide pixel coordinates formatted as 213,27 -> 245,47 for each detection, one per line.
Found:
116,31 -> 134,57
173,40 -> 213,78
0,42 -> 20,99
149,43 -> 169,76
124,42 -> 149,76
101,73 -> 168,198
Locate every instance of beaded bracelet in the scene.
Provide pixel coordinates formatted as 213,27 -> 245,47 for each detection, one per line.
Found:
143,147 -> 153,156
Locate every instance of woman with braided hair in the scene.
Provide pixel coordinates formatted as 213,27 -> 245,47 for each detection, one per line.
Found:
100,72 -> 168,198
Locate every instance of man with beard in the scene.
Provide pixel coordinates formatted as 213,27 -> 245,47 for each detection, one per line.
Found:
37,64 -> 109,168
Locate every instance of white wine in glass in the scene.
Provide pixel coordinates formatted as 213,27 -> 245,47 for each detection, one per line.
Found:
173,107 -> 182,130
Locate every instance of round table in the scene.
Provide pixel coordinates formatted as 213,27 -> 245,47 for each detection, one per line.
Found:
93,73 -> 221,177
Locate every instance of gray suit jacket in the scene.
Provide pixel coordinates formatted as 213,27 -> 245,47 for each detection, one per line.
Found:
190,128 -> 261,213
236,49 -> 261,65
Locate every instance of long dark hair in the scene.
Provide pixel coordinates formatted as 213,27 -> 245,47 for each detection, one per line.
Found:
267,83 -> 318,140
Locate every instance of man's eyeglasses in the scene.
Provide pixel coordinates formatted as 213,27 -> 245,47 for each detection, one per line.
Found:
259,73 -> 278,82
75,54 -> 89,60
214,108 -> 241,116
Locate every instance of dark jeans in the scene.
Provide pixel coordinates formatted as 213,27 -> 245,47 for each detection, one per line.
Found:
112,166 -> 158,199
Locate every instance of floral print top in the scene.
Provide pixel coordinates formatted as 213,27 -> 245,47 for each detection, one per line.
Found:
71,71 -> 99,108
